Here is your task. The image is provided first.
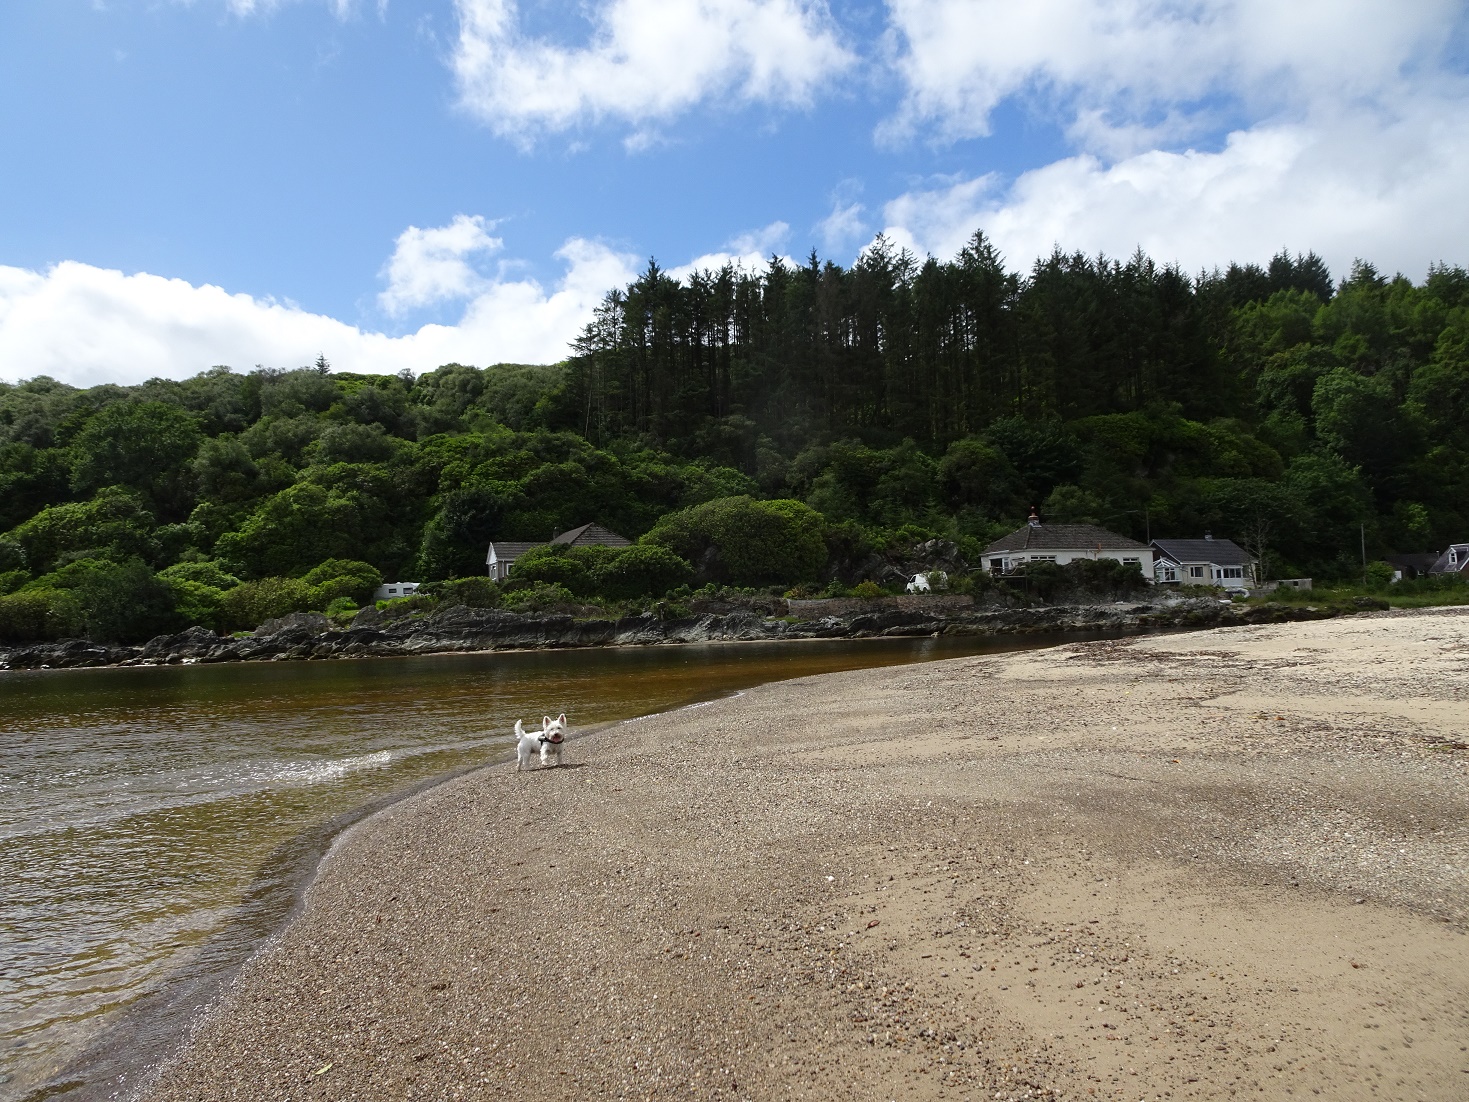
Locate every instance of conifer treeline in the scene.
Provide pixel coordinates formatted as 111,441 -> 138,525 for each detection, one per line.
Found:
565,232 -> 1336,449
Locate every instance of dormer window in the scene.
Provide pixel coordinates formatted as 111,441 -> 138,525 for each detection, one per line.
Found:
1453,548 -> 1460,566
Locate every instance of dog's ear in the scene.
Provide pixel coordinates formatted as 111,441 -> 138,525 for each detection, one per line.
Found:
543,715 -> 553,728
557,713 -> 567,725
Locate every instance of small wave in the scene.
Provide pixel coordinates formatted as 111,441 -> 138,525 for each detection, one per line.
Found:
262,749 -> 394,786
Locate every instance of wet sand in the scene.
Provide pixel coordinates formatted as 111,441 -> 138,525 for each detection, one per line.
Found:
143,609 -> 1469,1102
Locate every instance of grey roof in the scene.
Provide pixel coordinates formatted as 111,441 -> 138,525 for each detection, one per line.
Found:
485,541 -> 540,565
1386,553 -> 1440,573
1151,538 -> 1253,566
1430,544 -> 1469,573
984,523 -> 1147,554
550,522 -> 631,548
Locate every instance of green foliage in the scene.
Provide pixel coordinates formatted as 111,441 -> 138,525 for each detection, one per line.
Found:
215,483 -> 372,578
3,487 -> 160,574
644,496 -> 827,587
0,589 -> 81,642
27,557 -> 183,643
1021,558 -> 1149,603
1364,561 -> 1396,589
420,575 -> 502,608
852,580 -> 883,599
68,400 -> 203,519
301,559 -> 383,606
219,576 -> 316,632
503,581 -> 578,613
2,246 -> 1468,642
589,544 -> 693,600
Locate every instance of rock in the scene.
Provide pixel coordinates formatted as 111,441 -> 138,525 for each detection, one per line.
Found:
254,611 -> 330,636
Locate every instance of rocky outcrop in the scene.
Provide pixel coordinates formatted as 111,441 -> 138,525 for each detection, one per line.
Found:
0,596 -> 1383,672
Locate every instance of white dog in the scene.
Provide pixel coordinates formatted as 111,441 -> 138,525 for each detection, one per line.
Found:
514,714 -> 568,771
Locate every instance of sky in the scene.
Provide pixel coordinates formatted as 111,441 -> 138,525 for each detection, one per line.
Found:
2,0 -> 1468,386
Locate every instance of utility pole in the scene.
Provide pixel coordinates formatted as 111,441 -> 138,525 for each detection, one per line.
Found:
1361,523 -> 1367,583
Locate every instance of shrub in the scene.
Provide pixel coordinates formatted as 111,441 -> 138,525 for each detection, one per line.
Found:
376,593 -> 437,618
643,496 -> 826,587
166,579 -> 228,632
0,569 -> 30,596
507,545 -> 597,596
504,581 -> 577,613
421,575 -> 502,609
590,544 -> 693,600
158,560 -> 241,590
302,558 -> 383,606
219,576 -> 316,631
1021,558 -> 1149,603
0,589 -> 81,642
852,580 -> 884,599
23,557 -> 183,643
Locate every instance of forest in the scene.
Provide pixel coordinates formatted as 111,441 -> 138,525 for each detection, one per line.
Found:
1,232 -> 1466,643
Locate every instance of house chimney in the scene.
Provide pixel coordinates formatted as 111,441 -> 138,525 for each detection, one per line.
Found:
1204,530 -> 1213,540
1027,506 -> 1041,528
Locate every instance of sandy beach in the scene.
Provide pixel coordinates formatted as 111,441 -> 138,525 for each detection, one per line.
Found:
141,609 -> 1469,1102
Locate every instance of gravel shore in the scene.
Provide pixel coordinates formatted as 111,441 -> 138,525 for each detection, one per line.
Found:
142,608 -> 1469,1102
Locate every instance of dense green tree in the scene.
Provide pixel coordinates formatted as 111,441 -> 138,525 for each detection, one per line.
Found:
643,496 -> 826,587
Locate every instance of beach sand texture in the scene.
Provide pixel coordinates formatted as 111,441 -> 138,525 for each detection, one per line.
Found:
143,610 -> 1469,1102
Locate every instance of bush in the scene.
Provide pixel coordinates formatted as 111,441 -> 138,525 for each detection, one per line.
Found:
421,575 -> 502,608
643,496 -> 827,587
302,558 -> 383,606
166,579 -> 228,632
504,581 -> 578,613
508,545 -> 597,596
376,593 -> 437,618
219,576 -> 316,631
0,589 -> 81,642
158,560 -> 241,590
852,580 -> 883,599
590,544 -> 693,600
1021,558 -> 1149,603
22,556 -> 183,643
0,569 -> 30,596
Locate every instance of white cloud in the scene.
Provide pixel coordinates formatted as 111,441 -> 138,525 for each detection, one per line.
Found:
881,0 -> 1462,149
667,220 -> 792,280
378,214 -> 502,317
221,0 -> 361,15
880,99 -> 1469,278
451,0 -> 854,141
218,0 -> 359,16
0,239 -> 639,387
816,199 -> 866,253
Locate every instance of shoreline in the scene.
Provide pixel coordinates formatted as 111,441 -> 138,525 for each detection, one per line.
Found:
0,594 -> 1378,673
132,608 -> 1463,1099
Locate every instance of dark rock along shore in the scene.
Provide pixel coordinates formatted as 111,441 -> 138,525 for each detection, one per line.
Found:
0,595 -> 1376,672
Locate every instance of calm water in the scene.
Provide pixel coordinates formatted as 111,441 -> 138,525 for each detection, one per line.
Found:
0,634 -> 1114,1100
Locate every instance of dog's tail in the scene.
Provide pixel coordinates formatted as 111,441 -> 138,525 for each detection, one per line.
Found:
514,719 -> 525,739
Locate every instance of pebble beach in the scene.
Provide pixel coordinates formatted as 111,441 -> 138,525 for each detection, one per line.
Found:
141,609 -> 1469,1102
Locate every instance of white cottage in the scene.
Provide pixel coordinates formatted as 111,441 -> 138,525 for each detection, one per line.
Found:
982,511 -> 1153,577
1150,534 -> 1258,593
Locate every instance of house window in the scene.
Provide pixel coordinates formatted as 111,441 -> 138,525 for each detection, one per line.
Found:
1453,549 -> 1460,566
1122,557 -> 1140,565
1189,566 -> 1205,579
1158,564 -> 1177,582
1031,555 -> 1057,562
1221,567 -> 1243,579
990,558 -> 1005,572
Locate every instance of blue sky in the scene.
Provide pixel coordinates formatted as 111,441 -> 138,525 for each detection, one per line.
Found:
2,0 -> 1467,385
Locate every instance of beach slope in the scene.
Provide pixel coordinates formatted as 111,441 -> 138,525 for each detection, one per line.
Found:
144,609 -> 1469,1101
